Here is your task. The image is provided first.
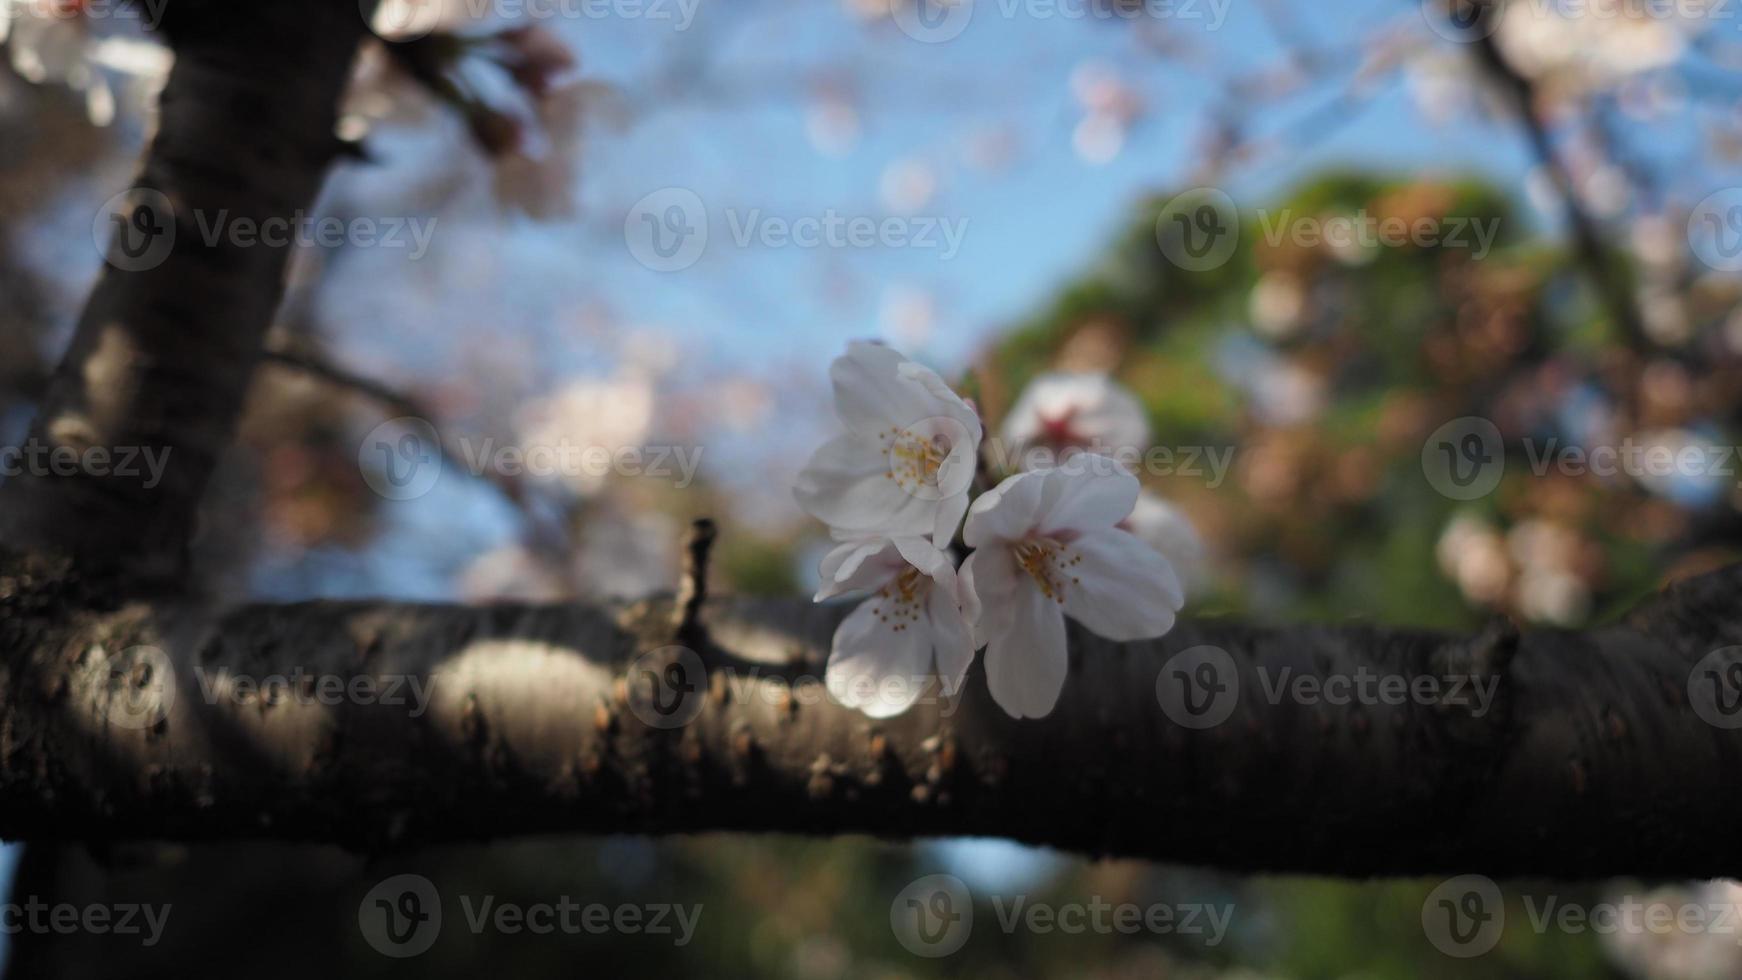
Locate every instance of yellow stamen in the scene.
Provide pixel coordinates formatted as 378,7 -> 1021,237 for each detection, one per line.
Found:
1013,538 -> 1082,604
882,428 -> 949,494
871,566 -> 928,629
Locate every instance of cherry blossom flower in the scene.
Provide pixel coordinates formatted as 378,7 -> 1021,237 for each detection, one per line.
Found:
1600,881 -> 1742,979
999,372 -> 1149,471
817,535 -> 976,719
1493,1 -> 1689,99
794,341 -> 982,544
514,372 -> 657,498
1121,491 -> 1206,597
2,1 -> 170,126
961,460 -> 1183,718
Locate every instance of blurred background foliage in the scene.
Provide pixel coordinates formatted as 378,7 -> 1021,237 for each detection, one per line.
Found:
981,171 -> 1742,634
6,0 -> 1742,976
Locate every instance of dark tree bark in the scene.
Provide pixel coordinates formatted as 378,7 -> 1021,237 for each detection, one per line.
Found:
2,546 -> 1741,879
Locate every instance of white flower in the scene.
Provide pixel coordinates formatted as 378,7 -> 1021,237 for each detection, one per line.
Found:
1000,372 -> 1148,471
1494,0 -> 1689,96
818,535 -> 976,719
2,2 -> 170,126
961,460 -> 1183,718
795,341 -> 982,543
514,373 -> 656,497
1121,491 -> 1205,596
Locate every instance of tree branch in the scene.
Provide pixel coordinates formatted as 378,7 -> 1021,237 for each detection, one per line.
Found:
1,548 -> 1738,879
260,345 -> 574,560
1461,0 -> 1651,350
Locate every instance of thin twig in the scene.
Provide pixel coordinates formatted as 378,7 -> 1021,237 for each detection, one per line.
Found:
1462,1 -> 1650,350
260,346 -> 572,559
671,517 -> 717,640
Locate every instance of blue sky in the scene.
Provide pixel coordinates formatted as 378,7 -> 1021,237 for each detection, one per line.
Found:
318,0 -> 1548,387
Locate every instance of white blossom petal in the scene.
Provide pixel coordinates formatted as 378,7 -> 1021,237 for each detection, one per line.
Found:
831,341 -> 923,435
963,469 -> 1051,548
794,432 -> 937,538
959,544 -> 1014,650
891,535 -> 952,579
815,537 -> 902,600
897,359 -> 984,437
825,598 -> 932,718
981,578 -> 1069,719
928,581 -> 975,698
1124,492 -> 1206,595
932,486 -> 970,544
1036,458 -> 1140,535
831,341 -> 978,436
1060,528 -> 1183,641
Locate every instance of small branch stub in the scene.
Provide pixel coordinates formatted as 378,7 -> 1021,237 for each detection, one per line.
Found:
672,518 -> 718,642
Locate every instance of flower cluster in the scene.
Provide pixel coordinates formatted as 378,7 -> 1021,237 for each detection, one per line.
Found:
795,342 -> 1191,720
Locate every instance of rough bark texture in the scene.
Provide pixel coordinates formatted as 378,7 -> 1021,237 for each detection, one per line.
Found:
0,1 -> 373,581
1,551 -> 1739,879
